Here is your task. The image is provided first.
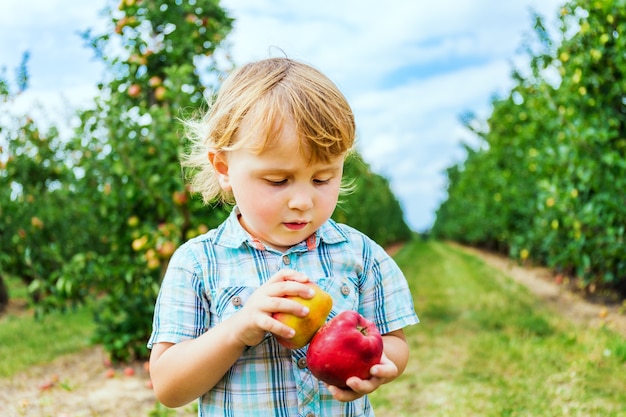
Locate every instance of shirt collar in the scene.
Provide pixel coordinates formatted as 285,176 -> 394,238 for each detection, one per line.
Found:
213,206 -> 348,252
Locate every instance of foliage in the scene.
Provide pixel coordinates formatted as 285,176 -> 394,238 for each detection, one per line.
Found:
432,0 -> 626,292
334,153 -> 412,247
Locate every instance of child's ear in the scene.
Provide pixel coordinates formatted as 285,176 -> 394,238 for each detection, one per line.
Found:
208,150 -> 232,191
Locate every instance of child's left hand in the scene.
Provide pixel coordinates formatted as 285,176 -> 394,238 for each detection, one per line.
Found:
325,352 -> 398,402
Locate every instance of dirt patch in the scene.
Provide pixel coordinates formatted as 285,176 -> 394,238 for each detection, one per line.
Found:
0,345 -> 195,417
385,242 -> 405,257
2,242 -> 624,417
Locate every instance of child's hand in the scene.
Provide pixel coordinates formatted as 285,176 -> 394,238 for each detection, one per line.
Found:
229,269 -> 314,347
326,352 -> 398,402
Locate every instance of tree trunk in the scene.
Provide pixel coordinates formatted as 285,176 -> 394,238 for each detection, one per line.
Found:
0,275 -> 8,313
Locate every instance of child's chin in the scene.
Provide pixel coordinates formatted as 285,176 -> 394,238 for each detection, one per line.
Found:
269,236 -> 306,251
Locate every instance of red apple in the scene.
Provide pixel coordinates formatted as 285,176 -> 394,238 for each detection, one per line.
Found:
306,310 -> 383,388
272,282 -> 333,349
128,84 -> 141,98
157,241 -> 176,258
172,190 -> 189,206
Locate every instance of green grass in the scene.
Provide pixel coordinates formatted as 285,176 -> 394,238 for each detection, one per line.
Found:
0,275 -> 96,378
370,238 -> 626,417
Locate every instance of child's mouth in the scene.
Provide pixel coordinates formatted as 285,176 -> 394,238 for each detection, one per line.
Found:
284,222 -> 307,231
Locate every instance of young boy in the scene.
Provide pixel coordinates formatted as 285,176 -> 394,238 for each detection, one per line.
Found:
148,57 -> 419,416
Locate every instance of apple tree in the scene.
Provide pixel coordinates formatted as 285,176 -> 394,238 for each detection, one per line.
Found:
433,0 -> 626,292
61,0 -> 234,361
0,54 -> 102,314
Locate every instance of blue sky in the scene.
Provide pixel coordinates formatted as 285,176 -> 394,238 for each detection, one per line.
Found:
0,0 -> 565,231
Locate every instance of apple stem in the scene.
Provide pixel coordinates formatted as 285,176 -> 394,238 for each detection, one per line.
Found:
357,325 -> 368,336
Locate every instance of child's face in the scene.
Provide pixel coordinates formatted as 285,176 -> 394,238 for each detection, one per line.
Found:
212,118 -> 345,252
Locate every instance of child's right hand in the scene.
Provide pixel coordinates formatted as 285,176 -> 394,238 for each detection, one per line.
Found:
229,269 -> 314,347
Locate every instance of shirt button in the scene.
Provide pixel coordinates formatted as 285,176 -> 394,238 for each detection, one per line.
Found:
340,283 -> 350,296
305,413 -> 315,417
282,255 -> 291,265
297,357 -> 307,369
231,296 -> 242,307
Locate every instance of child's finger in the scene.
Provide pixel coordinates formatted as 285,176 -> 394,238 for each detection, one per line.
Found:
267,296 -> 310,317
327,383 -> 366,402
268,269 -> 309,284
257,313 -> 296,339
263,278 -> 315,300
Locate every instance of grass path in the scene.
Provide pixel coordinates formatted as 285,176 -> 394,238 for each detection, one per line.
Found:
0,303 -> 95,378
370,239 -> 626,417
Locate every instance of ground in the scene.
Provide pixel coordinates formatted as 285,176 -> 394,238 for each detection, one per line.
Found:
1,244 -> 624,417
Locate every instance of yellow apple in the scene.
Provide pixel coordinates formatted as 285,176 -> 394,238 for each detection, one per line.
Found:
132,235 -> 148,251
148,75 -> 162,87
273,282 -> 333,349
154,85 -> 167,101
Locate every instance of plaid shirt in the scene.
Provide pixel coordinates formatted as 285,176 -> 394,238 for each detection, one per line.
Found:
148,208 -> 419,417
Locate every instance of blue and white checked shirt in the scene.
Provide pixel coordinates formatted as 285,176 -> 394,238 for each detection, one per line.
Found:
148,208 -> 419,417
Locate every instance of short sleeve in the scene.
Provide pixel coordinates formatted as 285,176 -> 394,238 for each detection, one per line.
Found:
147,244 -> 210,348
357,236 -> 419,335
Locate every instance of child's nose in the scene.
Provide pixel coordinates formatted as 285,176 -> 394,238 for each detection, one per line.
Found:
288,186 -> 314,211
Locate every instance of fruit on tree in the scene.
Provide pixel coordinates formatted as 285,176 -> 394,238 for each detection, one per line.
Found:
148,76 -> 162,87
30,216 -> 44,229
115,16 -> 138,34
157,241 -> 176,258
172,190 -> 188,206
127,216 -> 139,227
273,282 -> 332,349
132,235 -> 148,251
306,310 -> 383,388
145,249 -> 160,270
128,54 -> 148,66
154,85 -> 167,101
127,84 -> 141,98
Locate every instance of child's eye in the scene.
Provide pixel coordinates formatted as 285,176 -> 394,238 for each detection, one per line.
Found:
265,179 -> 287,186
313,178 -> 330,185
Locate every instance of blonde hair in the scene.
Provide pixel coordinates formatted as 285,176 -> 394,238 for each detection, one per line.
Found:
182,57 -> 356,204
